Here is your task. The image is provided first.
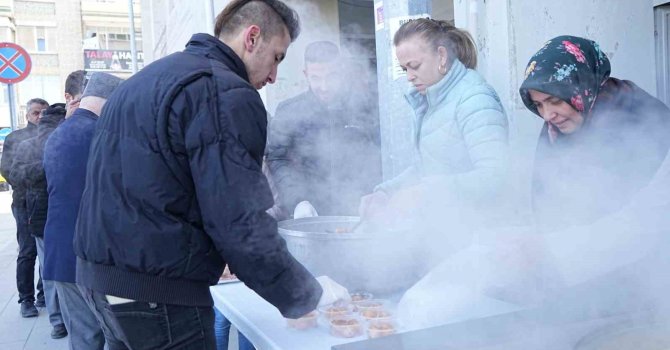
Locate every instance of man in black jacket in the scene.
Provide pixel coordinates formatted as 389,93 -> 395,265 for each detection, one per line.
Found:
266,41 -> 381,218
74,1 -> 348,348
0,98 -> 48,318
10,103 -> 69,339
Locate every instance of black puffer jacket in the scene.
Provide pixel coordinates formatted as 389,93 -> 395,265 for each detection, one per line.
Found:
74,34 -> 322,317
9,105 -> 66,237
0,122 -> 38,207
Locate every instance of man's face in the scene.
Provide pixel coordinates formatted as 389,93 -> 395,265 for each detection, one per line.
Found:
245,30 -> 291,90
26,103 -> 47,125
304,61 -> 340,105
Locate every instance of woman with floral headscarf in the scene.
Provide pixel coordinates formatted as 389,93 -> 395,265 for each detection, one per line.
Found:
520,35 -> 670,232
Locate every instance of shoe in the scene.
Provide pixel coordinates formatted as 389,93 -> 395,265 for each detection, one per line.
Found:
35,299 -> 45,308
51,324 -> 68,339
20,301 -> 38,318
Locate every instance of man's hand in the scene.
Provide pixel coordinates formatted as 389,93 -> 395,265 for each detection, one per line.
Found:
66,98 -> 81,118
316,276 -> 350,307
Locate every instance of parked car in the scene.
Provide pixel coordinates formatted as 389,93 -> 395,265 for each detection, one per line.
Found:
0,173 -> 8,192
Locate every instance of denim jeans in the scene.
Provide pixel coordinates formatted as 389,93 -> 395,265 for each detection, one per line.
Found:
35,237 -> 63,327
214,308 -> 255,350
12,204 -> 43,304
79,285 -> 216,350
55,281 -> 105,350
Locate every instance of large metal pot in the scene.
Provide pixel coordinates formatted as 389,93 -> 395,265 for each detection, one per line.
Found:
278,216 -> 424,294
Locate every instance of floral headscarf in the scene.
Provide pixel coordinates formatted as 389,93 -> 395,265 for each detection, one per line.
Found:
519,36 -> 611,121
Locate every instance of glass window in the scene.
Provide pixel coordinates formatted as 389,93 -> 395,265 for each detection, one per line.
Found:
36,27 -> 47,52
37,38 -> 46,51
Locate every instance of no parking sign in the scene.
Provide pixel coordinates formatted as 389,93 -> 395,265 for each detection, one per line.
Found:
0,42 -> 32,130
0,42 -> 32,84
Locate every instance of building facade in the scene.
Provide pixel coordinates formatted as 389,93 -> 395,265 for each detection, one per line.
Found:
0,0 -> 142,128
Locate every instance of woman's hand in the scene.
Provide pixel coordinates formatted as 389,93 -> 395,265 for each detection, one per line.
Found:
359,191 -> 390,220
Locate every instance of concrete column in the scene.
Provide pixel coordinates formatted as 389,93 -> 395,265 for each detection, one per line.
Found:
373,1 -> 432,180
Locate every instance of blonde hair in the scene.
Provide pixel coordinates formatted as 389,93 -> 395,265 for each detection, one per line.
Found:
393,18 -> 477,69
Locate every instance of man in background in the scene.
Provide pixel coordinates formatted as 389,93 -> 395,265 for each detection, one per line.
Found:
8,70 -> 87,339
0,98 -> 48,318
266,41 -> 381,218
43,72 -> 123,350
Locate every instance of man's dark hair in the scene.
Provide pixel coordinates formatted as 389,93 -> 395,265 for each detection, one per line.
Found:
65,70 -> 87,96
26,98 -> 49,110
214,0 -> 300,42
304,41 -> 339,65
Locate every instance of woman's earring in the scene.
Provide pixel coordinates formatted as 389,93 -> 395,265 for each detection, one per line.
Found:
438,63 -> 448,75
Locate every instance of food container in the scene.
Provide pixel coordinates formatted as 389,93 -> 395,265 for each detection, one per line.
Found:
278,216 -> 423,294
360,308 -> 393,321
318,303 -> 355,321
354,299 -> 387,313
330,315 -> 363,338
285,311 -> 318,330
350,291 -> 374,303
367,319 -> 397,339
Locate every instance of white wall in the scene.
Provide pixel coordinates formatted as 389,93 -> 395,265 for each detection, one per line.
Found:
141,0 -> 211,63
511,0 -> 656,95
140,0 -> 340,115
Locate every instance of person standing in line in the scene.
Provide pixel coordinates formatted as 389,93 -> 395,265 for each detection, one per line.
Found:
9,70 -> 87,339
43,72 -> 124,350
10,103 -> 68,339
0,98 -> 48,318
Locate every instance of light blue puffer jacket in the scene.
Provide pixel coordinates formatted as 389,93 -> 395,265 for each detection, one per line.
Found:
378,59 -> 509,204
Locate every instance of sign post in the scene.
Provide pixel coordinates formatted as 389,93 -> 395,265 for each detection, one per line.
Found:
7,84 -> 17,130
0,42 -> 32,130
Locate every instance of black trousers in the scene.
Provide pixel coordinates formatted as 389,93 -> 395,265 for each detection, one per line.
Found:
79,286 -> 217,350
13,204 -> 43,304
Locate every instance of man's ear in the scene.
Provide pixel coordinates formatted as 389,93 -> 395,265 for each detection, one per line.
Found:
244,25 -> 262,53
64,92 -> 73,103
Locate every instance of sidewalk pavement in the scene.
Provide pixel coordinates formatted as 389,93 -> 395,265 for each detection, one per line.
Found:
0,191 -> 67,350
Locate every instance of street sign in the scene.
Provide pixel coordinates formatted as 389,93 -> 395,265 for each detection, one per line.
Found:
0,42 -> 32,84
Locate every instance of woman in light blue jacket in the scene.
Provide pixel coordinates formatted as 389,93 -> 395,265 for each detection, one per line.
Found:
360,19 -> 509,221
